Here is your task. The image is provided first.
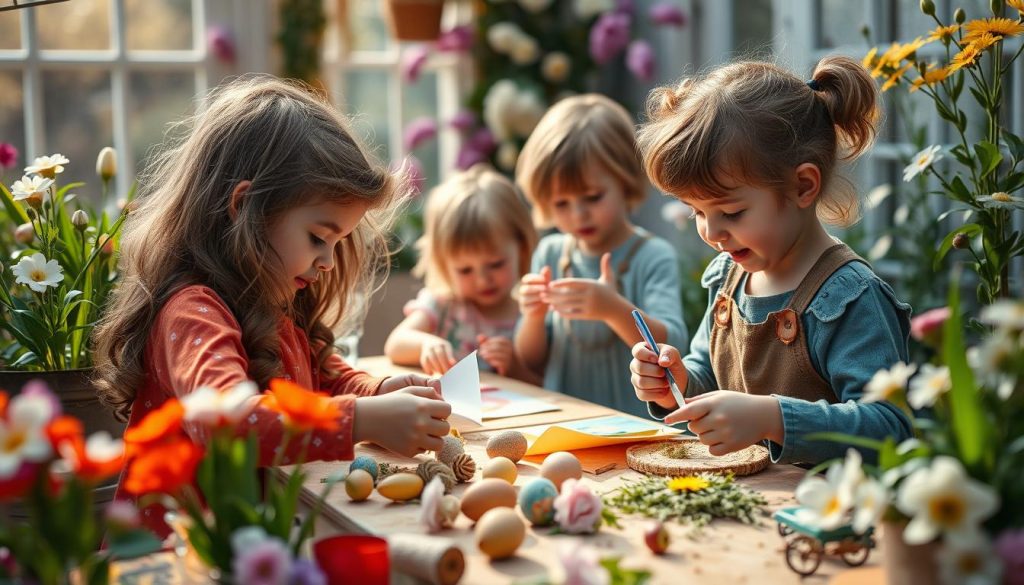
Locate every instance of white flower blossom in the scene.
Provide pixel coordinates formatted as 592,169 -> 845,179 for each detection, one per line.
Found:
861,361 -> 916,403
903,145 -> 942,182
10,175 -> 53,202
937,531 -> 1003,585
509,35 -> 540,65
979,300 -> 1024,330
0,391 -> 58,479
519,0 -> 553,13
24,153 -> 69,178
182,382 -> 259,427
908,363 -> 952,409
795,450 -> 863,530
575,0 -> 614,20
977,191 -> 1024,211
486,22 -> 523,53
896,456 -> 999,545
11,253 -> 64,293
868,234 -> 892,261
851,477 -> 889,534
496,142 -> 520,171
864,184 -> 892,210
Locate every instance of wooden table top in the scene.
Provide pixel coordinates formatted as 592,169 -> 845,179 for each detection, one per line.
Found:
284,357 -> 883,584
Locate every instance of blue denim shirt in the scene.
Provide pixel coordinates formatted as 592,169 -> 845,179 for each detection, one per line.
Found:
650,252 -> 914,465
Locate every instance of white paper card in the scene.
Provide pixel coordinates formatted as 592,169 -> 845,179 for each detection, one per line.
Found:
439,351 -> 483,425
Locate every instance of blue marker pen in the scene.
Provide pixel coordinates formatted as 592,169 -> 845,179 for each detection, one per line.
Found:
631,309 -> 687,408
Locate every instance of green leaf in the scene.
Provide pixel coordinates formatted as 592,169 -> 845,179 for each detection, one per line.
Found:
0,183 -> 30,224
934,224 -> 982,270
1000,171 -> 1024,193
943,272 -> 990,470
975,141 -> 1003,178
1004,131 -> 1024,164
951,144 -> 975,169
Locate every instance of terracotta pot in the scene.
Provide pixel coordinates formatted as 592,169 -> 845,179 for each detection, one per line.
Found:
882,520 -> 940,585
384,0 -> 445,41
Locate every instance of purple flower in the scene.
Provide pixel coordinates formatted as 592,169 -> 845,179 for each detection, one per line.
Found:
615,0 -> 635,14
456,145 -> 487,170
650,2 -> 687,27
448,110 -> 477,132
0,143 -> 17,170
289,559 -> 326,585
589,12 -> 631,64
207,25 -> 236,64
232,538 -> 292,585
626,40 -> 655,81
468,128 -> 497,153
436,25 -> 474,53
996,529 -> 1024,585
403,118 -> 437,152
401,45 -> 430,84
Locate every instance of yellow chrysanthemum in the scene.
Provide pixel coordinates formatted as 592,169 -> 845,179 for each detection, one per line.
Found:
968,31 -> 1002,51
1009,0 -> 1024,16
862,47 -> 879,70
949,43 -> 983,72
667,476 -> 711,493
882,62 -> 914,91
871,37 -> 931,79
962,17 -> 1024,43
910,65 -> 953,92
927,24 -> 961,42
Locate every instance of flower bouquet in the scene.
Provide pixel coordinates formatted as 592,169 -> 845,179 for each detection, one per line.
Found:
120,378 -> 346,583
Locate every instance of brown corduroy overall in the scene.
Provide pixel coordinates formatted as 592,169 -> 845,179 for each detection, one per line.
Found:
709,244 -> 865,403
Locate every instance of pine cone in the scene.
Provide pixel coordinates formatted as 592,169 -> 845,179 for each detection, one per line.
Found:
436,435 -> 465,467
451,452 -> 476,483
416,460 -> 457,493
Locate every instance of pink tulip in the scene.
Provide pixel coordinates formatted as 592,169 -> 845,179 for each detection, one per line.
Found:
626,40 -> 655,81
910,307 -> 950,345
403,118 -> 437,152
207,25 -> 236,64
0,143 -> 17,170
650,2 -> 687,27
401,45 -> 431,84
589,12 -> 631,65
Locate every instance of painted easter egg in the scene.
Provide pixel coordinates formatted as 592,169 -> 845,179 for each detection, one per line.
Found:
377,473 -> 424,502
482,456 -> 518,484
349,455 -> 379,481
486,430 -> 528,463
460,478 -> 517,522
475,507 -> 525,560
517,477 -> 558,526
344,468 -> 374,502
539,451 -> 582,491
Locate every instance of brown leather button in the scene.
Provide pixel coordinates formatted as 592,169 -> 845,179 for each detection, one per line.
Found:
775,309 -> 798,345
714,297 -> 731,327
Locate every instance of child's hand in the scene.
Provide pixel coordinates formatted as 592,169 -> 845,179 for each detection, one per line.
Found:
664,392 -> 783,456
630,341 -> 688,411
519,266 -> 552,318
353,387 -> 452,457
379,373 -> 441,397
420,339 -> 456,375
477,334 -> 515,376
546,253 -> 619,320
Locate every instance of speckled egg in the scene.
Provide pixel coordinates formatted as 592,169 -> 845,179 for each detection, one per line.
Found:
486,430 -> 528,463
344,469 -> 374,502
482,456 -> 518,484
376,473 -> 424,502
539,451 -> 582,491
475,507 -> 525,560
517,478 -> 558,526
460,478 -> 517,522
349,455 -> 379,481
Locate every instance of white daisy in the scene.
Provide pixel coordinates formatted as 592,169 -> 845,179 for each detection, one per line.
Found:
182,381 -> 259,427
9,175 -> 53,202
896,456 -> 999,545
862,361 -> 917,403
574,0 -> 614,19
908,363 -> 952,409
10,253 -> 64,293
795,450 -> 863,530
852,477 -> 889,535
937,531 -> 1003,585
903,145 -> 943,182
24,153 -> 69,178
977,191 -> 1024,211
978,300 -> 1024,330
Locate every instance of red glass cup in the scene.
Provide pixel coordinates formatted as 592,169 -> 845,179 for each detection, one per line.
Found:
313,535 -> 389,585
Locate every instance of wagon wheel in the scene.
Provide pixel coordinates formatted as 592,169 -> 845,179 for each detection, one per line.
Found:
785,535 -> 822,576
840,541 -> 871,566
777,523 -> 793,537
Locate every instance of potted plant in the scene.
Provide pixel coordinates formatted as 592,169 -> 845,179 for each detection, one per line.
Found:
384,0 -> 446,42
0,150 -> 131,506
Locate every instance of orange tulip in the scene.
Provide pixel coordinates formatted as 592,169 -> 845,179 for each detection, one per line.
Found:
123,436 -> 203,496
48,417 -> 124,484
124,399 -> 186,455
262,378 -> 341,433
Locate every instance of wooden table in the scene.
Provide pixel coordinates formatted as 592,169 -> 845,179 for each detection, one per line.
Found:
286,357 -> 883,584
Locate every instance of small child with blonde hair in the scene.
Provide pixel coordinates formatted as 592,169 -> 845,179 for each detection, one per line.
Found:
630,56 -> 913,465
385,164 -> 539,382
515,94 -> 687,418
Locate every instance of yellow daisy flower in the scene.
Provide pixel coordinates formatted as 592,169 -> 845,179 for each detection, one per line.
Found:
910,65 -> 953,92
862,47 -> 879,70
927,24 -> 961,42
667,476 -> 711,493
962,17 -> 1024,43
949,44 -> 984,72
882,62 -> 914,91
968,32 -> 1003,51
1009,0 -> 1024,16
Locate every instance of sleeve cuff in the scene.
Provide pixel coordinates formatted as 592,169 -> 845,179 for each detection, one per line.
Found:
769,394 -> 810,464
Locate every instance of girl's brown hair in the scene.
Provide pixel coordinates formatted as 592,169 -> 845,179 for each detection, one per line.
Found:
92,75 -> 401,421
414,163 -> 537,296
637,56 -> 879,226
516,93 -> 647,228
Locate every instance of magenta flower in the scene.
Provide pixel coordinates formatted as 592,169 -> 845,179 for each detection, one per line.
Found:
207,25 -> 236,64
436,25 -> 474,53
589,12 -> 631,64
650,3 -> 687,27
553,478 -> 602,534
403,117 -> 438,152
615,0 -> 635,14
0,143 -> 17,170
232,538 -> 292,585
401,44 -> 431,84
456,145 -> 487,170
448,110 -> 477,132
468,127 -> 497,153
626,40 -> 655,81
910,307 -> 950,345
996,529 -> 1024,585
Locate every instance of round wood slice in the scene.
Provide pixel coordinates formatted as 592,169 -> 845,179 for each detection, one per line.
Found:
626,439 -> 770,477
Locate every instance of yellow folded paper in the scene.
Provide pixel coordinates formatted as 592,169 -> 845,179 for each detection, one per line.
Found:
520,415 -> 683,456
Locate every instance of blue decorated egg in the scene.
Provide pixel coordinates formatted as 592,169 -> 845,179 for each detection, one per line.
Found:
518,478 -> 558,526
349,455 -> 379,481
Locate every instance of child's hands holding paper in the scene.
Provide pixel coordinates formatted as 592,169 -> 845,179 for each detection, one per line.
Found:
663,391 -> 784,456
353,387 -> 452,456
630,341 -> 689,411
379,373 -> 442,397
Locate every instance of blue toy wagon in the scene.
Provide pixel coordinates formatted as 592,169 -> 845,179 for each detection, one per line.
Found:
773,506 -> 875,576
